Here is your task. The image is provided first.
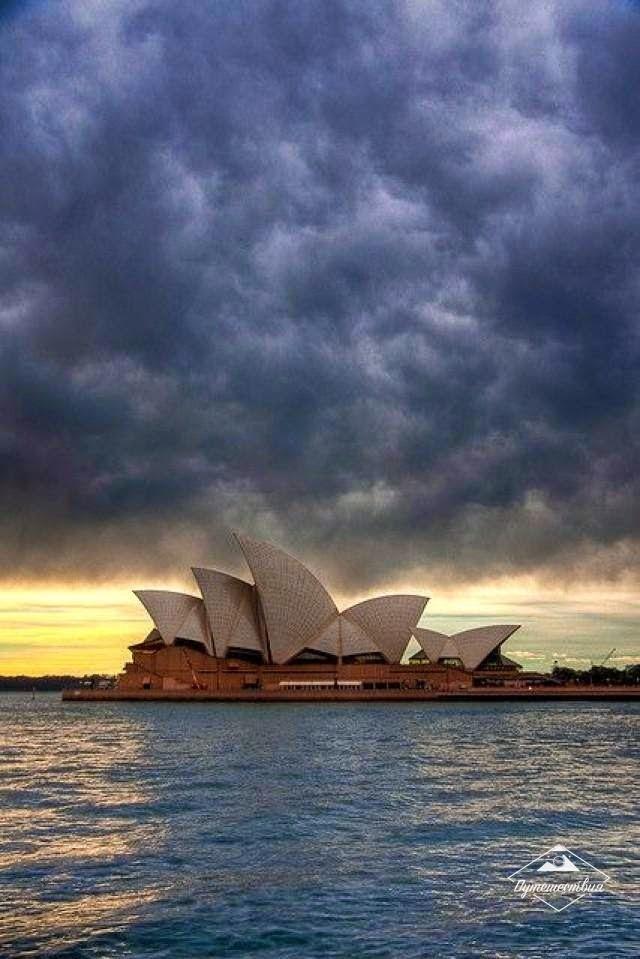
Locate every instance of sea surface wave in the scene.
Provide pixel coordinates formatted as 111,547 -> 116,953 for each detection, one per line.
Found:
0,693 -> 638,958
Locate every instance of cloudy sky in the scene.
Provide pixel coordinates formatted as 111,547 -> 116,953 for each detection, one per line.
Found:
2,0 -> 639,673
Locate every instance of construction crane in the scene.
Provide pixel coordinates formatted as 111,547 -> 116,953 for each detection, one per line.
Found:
598,648 -> 616,667
589,648 -> 616,669
588,648 -> 616,686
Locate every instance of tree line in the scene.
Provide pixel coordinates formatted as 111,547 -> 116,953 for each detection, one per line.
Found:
0,674 -> 116,691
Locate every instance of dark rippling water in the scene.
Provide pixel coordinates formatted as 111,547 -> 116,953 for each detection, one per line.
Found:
0,694 -> 638,958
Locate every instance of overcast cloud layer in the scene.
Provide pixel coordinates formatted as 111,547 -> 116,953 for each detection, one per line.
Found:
2,0 -> 640,591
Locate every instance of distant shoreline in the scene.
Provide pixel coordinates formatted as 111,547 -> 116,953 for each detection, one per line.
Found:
0,675 -> 115,692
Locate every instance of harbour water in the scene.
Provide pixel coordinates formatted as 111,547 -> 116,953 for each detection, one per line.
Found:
0,693 -> 638,958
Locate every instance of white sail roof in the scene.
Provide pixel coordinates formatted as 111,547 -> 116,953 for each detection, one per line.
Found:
309,615 -> 379,658
413,624 -> 520,669
234,533 -> 338,663
411,628 -> 449,663
176,601 -> 213,654
342,595 -> 429,663
452,625 -> 520,670
133,535 -> 514,670
191,568 -> 263,657
133,590 -> 209,651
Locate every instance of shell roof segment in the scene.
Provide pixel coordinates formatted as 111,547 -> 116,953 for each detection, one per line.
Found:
133,590 -> 211,652
177,601 -> 213,655
233,533 -> 339,664
309,615 -> 380,659
450,625 -> 521,670
413,624 -> 520,669
412,628 -> 448,663
342,595 -> 429,663
191,568 -> 263,657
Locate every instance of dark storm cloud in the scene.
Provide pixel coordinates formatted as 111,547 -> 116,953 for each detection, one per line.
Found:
2,0 -> 640,589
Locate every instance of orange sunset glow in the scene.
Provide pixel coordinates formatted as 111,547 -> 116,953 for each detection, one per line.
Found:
2,576 -> 638,676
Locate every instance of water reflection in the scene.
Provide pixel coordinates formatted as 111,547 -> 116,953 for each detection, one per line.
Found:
0,695 -> 638,957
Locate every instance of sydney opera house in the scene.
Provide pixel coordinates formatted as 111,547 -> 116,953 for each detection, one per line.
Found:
116,533 -> 523,698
